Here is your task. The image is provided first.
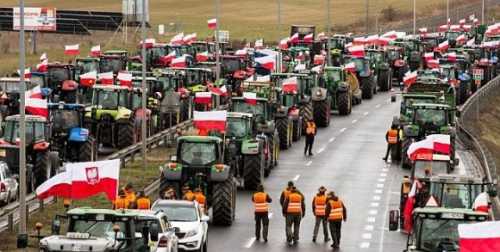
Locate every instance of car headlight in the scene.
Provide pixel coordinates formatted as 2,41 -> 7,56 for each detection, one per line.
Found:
184,229 -> 199,238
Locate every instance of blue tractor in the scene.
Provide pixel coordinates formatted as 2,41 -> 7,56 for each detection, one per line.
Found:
48,103 -> 96,162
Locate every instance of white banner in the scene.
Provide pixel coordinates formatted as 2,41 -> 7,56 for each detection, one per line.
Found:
13,7 -> 57,31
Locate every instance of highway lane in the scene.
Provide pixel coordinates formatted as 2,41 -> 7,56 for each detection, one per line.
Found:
208,92 -> 410,252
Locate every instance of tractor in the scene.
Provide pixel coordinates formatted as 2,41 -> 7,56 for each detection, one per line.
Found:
345,56 -> 377,99
160,136 -> 236,226
366,49 -> 392,91
75,57 -> 100,103
0,78 -> 37,119
100,50 -> 128,74
439,63 -> 471,105
386,46 -> 409,87
48,103 -> 96,162
154,69 -> 191,124
84,85 -> 136,151
0,115 -> 59,192
47,63 -> 78,103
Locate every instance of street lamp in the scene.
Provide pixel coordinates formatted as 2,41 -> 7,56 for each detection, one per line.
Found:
141,0 -> 147,169
215,0 -> 220,80
327,0 -> 332,66
413,0 -> 416,35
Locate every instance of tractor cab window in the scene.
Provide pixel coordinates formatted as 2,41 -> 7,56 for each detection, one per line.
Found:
48,67 -> 71,87
52,110 -> 80,132
327,70 -> 341,83
100,58 -> 125,73
419,218 -> 476,251
232,100 -> 265,117
193,43 -> 208,54
95,90 -> 128,110
131,93 -> 143,110
72,218 -> 127,241
3,121 -> 44,144
435,184 -> 482,209
158,76 -> 178,91
151,47 -> 167,60
414,160 -> 448,178
414,108 -> 447,127
180,142 -> 217,166
226,117 -> 250,138
76,61 -> 99,75
222,59 -> 242,74
387,50 -> 401,61
282,94 -> 296,107
445,32 -> 460,41
0,81 -> 21,93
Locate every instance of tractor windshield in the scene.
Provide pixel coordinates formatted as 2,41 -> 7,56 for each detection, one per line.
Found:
76,60 -> 99,75
414,160 -> 449,177
445,32 -> 460,41
30,75 -> 45,88
326,70 -> 341,82
94,90 -> 129,110
180,142 -> 217,166
158,76 -> 178,91
100,57 -> 125,74
3,120 -> 44,144
418,218 -> 478,251
430,183 -> 483,209
282,94 -> 296,107
387,50 -> 401,61
226,117 -> 250,138
232,100 -> 265,117
222,58 -> 242,75
48,67 -> 71,87
52,110 -> 80,132
72,218 -> 127,240
0,81 -> 21,93
414,108 -> 447,127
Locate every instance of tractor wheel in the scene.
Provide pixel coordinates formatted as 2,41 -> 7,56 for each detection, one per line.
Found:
378,70 -> 390,91
212,178 -> 235,226
79,140 -> 94,162
34,151 -> 50,188
302,102 -> 313,132
117,121 -> 135,149
276,117 -> 290,150
267,135 -> 278,168
243,154 -> 264,190
292,119 -> 301,142
361,78 -> 374,99
337,92 -> 352,116
313,100 -> 330,127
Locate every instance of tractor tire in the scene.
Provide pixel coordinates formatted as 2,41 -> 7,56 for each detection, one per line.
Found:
292,119 -> 301,142
378,70 -> 391,92
212,178 -> 235,226
457,83 -> 468,105
276,117 -> 290,150
361,78 -> 374,99
301,102 -> 313,132
267,135 -> 278,168
34,151 -> 50,188
313,100 -> 330,127
117,121 -> 135,149
337,92 -> 352,116
243,154 -> 264,190
79,140 -> 94,162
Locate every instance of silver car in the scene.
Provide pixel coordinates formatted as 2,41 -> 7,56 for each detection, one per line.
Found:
0,161 -> 18,205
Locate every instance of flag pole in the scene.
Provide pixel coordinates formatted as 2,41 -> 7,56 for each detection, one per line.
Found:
141,0 -> 147,170
215,0 -> 220,80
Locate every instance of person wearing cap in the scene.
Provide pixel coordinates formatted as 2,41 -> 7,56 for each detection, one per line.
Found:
136,190 -> 151,210
280,181 -> 295,208
283,186 -> 305,245
325,191 -> 347,249
312,186 -> 330,243
124,183 -> 137,209
113,189 -> 130,209
252,184 -> 272,242
182,185 -> 196,201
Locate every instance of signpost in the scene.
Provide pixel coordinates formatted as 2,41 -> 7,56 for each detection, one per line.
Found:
13,7 -> 56,31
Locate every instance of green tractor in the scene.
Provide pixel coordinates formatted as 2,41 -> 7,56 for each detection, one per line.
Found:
84,85 -> 136,151
345,56 -> 377,99
160,136 -> 236,226
100,50 -> 128,74
366,49 -> 392,91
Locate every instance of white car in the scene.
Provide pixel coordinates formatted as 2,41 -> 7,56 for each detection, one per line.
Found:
0,162 -> 18,205
153,200 -> 209,252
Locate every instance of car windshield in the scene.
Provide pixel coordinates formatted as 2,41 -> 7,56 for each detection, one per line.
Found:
100,58 -> 124,73
152,204 -> 198,222
431,183 -> 483,209
72,219 -> 127,240
226,117 -> 250,138
52,110 -> 80,131
180,142 -> 217,166
419,218 -> 477,251
414,108 -> 447,127
414,160 -> 449,177
48,67 -> 70,86
232,100 -> 265,116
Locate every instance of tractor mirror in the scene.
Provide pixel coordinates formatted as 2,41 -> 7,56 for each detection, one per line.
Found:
454,158 -> 460,166
149,223 -> 159,242
388,210 -> 399,231
51,218 -> 61,235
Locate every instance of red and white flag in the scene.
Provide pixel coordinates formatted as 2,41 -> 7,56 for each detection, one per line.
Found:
459,19 -> 466,26
17,68 -> 31,79
64,44 -> 80,56
344,62 -> 356,73
209,85 -> 227,96
466,38 -> 476,46
407,134 -> 451,161
456,34 -> 467,44
243,92 -> 257,105
427,59 -> 440,69
183,33 -> 197,44
313,54 -> 325,66
403,71 -> 418,86
36,159 -> 121,201
353,37 -> 366,45
282,77 -> 298,93
424,52 -> 434,61
170,33 -> 184,45
79,71 -> 97,87
289,33 -> 299,44
472,192 -> 490,213
447,52 -> 457,62
90,45 -> 101,57
304,33 -> 314,43
365,34 -> 379,44
381,30 -> 397,39
403,180 -> 421,233
171,55 -> 187,68
163,51 -> 177,64
117,72 -> 133,87
39,53 -> 47,61
196,51 -> 210,62
140,38 -> 156,48
193,110 -> 227,133
377,37 -> 392,46
279,38 -> 289,50
436,40 -> 449,52
194,92 -> 212,104
255,55 -> 275,71
450,24 -> 461,32
234,48 -> 247,56
36,59 -> 48,72
459,221 -> 500,252
348,45 -> 365,58
98,71 -> 114,85
25,86 -> 48,118
207,18 -> 217,30
438,24 -> 449,32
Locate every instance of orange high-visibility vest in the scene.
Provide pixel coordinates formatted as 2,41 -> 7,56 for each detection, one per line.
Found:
328,199 -> 344,221
287,193 -> 303,214
253,192 -> 269,213
114,197 -> 130,209
136,197 -> 151,210
314,195 -> 327,216
306,122 -> 316,135
194,192 -> 207,211
184,191 -> 195,201
125,190 -> 136,203
387,129 -> 398,144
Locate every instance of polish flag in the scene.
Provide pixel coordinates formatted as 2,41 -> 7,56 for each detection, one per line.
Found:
90,45 -> 101,57
162,51 -> 176,64
304,33 -> 314,43
196,51 -> 210,62
473,18 -> 479,25
194,92 -> 212,104
40,53 -> 47,61
171,55 -> 187,68
243,92 -> 257,105
209,85 -> 227,96
140,38 -> 156,48
462,24 -> 472,32
289,33 -> 299,44
183,33 -> 197,44
466,38 -> 476,46
344,62 -> 356,73
98,71 -> 114,85
313,55 -> 325,66
282,77 -> 298,93
64,44 -> 80,56
381,31 -> 397,39
279,38 -> 289,50
348,45 -> 365,58
365,35 -> 379,44
17,68 -> 31,79
458,221 -> 500,252
427,59 -> 440,69
25,85 -> 43,99
117,72 -> 133,87
456,34 -> 467,45
424,52 -> 434,61
170,33 -> 184,45
25,86 -> 48,118
459,19 -> 466,26
426,134 -> 451,154
353,37 -> 366,45
36,59 -> 48,72
403,180 -> 421,233
403,71 -> 418,86
447,52 -> 457,62
255,55 -> 275,71
36,159 -> 121,201
377,37 -> 392,46
407,134 -> 451,161
79,71 -> 97,87
193,110 -> 227,133
418,27 -> 428,33
438,24 -> 449,32
207,18 -> 217,30
472,192 -> 490,213
234,48 -> 248,56
436,40 -> 449,52
450,25 -> 461,32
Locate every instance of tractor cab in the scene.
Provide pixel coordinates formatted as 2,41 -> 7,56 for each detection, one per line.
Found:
445,31 -> 462,48
399,94 -> 438,125
100,51 -> 128,74
75,58 -> 100,78
406,103 -> 454,138
411,154 -> 453,179
47,63 -> 77,103
0,78 -> 37,117
146,43 -> 173,68
163,67 -> 213,93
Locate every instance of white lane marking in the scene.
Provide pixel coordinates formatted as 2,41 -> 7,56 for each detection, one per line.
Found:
362,233 -> 373,239
363,111 -> 369,116
382,168 -> 389,172
370,202 -> 380,207
317,147 -> 325,153
244,237 -> 256,248
373,196 -> 381,201
306,161 -> 313,166
366,217 -> 376,223
375,104 -> 381,108
329,137 -> 336,142
340,127 -> 347,133
376,183 -> 384,188
375,189 -> 383,194
268,212 -> 273,219
293,174 -> 301,181
352,119 -> 358,124
390,191 -> 400,195
377,178 -> 386,182
380,173 -> 387,177
360,242 -> 371,248
364,225 -> 374,231
369,209 -> 378,215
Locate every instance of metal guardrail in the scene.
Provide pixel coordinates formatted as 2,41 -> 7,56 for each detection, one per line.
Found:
0,119 -> 193,233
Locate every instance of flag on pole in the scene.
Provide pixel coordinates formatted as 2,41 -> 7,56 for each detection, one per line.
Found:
403,180 -> 421,233
79,71 -> 97,87
279,38 -> 289,50
282,77 -> 298,93
193,110 -> 227,133
456,34 -> 467,45
289,33 -> 299,44
90,45 -> 101,57
403,71 -> 418,87
472,192 -> 490,213
64,44 -> 80,55
25,86 -> 48,118
98,71 -> 114,85
348,45 -> 365,58
171,55 -> 187,68
208,18 -> 217,30
183,33 -> 197,44
459,221 -> 500,252
436,40 -> 449,52
194,92 -> 212,104
36,59 -> 48,72
304,33 -> 314,43
243,92 -> 257,105
196,51 -> 210,62
170,33 -> 184,45
117,72 -> 133,87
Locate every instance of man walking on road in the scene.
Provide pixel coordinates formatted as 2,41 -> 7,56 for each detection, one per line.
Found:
280,181 -> 295,207
283,186 -> 305,245
383,124 -> 399,162
312,186 -> 330,243
304,118 -> 317,156
325,191 -> 347,249
252,184 -> 272,242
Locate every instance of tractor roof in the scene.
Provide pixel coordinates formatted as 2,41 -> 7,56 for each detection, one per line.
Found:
271,73 -> 309,78
92,84 -> 131,91
227,112 -> 253,118
163,67 -> 212,73
48,103 -> 85,110
430,174 -> 484,184
67,207 -> 160,219
178,135 -> 222,143
0,77 -> 24,83
402,93 -> 437,98
5,114 -> 47,123
76,57 -> 99,61
232,96 -> 268,102
412,103 -> 451,109
104,49 -> 128,54
413,207 -> 488,217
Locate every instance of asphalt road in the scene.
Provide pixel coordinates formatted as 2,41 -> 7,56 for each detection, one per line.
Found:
208,92 -> 411,252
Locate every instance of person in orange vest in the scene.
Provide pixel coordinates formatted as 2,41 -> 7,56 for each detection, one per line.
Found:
325,191 -> 347,249
136,191 -> 151,210
283,186 -> 305,245
312,186 -> 330,243
124,183 -> 137,209
280,181 -> 295,208
383,124 -> 399,162
304,118 -> 317,156
252,184 -> 272,242
182,185 -> 195,201
113,189 -> 130,209
193,187 -> 207,214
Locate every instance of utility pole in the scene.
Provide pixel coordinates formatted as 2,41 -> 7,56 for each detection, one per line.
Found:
365,0 -> 369,34
413,0 -> 416,35
326,0 -> 332,66
277,0 -> 281,32
215,0 -> 220,80
482,0 -> 485,25
446,0 -> 450,24
141,0 -> 147,169
17,0 -> 28,247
